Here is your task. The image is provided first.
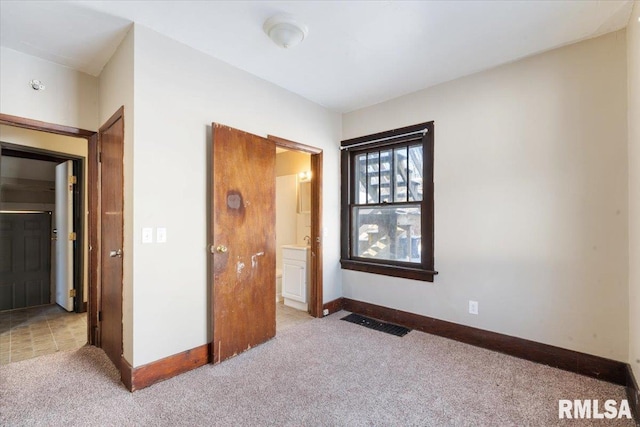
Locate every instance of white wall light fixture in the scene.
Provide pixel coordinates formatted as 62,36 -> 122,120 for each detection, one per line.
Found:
29,79 -> 45,91
298,170 -> 312,182
263,14 -> 308,49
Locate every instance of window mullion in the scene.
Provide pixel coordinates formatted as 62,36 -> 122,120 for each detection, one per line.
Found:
377,150 -> 381,203
365,154 -> 370,204
390,148 -> 395,202
405,146 -> 409,202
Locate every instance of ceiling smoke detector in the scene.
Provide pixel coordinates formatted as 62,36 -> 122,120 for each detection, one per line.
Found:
263,14 -> 308,49
30,79 -> 45,91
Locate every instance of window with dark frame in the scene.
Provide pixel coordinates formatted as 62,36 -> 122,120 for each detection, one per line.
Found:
340,121 -> 437,282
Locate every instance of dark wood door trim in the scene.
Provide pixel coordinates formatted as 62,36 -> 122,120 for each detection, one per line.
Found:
99,106 -> 125,133
267,134 -> 322,155
309,152 -> 323,318
1,146 -> 82,163
268,135 -> 323,318
0,116 -> 97,344
0,113 -> 95,138
87,134 -> 100,345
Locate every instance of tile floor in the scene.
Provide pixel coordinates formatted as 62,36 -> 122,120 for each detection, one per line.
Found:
0,301 -> 312,365
276,300 -> 313,332
0,304 -> 87,365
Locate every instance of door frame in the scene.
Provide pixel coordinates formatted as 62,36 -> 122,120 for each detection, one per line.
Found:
0,113 -> 99,342
0,143 -> 86,313
267,135 -> 323,318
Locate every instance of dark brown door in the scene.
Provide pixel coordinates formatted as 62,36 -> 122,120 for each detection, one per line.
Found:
0,212 -> 51,310
99,109 -> 124,368
211,124 -> 276,364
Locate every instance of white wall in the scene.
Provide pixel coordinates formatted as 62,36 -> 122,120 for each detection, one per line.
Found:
98,27 -> 135,364
0,47 -> 98,131
627,2 -> 640,380
0,46 -> 98,308
130,25 -> 341,366
276,175 -> 298,271
342,30 -> 629,361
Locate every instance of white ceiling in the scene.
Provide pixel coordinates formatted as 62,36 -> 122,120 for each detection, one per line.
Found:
0,0 -> 634,112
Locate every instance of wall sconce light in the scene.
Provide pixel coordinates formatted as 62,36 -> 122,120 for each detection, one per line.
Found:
299,171 -> 312,182
263,14 -> 308,49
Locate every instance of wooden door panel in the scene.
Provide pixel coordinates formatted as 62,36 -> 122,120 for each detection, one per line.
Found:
25,280 -> 44,306
25,236 -> 43,271
211,124 -> 276,364
0,236 -> 10,273
0,213 -> 51,311
99,111 -> 124,368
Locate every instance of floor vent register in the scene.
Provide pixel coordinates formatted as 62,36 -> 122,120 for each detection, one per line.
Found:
341,313 -> 411,337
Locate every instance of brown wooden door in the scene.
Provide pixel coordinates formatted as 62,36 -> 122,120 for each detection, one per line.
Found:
0,212 -> 51,310
211,124 -> 276,364
99,109 -> 124,368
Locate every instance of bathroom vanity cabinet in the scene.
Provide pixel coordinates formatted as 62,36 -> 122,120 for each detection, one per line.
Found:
281,245 -> 310,311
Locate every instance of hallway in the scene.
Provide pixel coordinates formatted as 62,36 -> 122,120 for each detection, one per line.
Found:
0,305 -> 87,365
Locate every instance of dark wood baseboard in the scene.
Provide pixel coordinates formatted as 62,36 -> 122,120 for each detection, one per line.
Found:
626,365 -> 639,424
121,344 -> 211,392
342,298 -> 627,386
322,298 -> 344,316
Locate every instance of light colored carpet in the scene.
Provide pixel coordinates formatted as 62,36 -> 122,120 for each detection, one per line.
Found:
0,310 -> 634,426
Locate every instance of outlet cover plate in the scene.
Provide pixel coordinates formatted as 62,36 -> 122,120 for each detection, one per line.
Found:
469,300 -> 479,315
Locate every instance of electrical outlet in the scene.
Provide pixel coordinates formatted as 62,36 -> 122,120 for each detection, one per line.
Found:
469,300 -> 479,315
323,308 -> 329,316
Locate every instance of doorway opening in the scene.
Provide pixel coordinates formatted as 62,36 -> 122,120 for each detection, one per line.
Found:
269,135 -> 323,330
274,147 -> 314,331
0,134 -> 88,364
0,111 -> 125,379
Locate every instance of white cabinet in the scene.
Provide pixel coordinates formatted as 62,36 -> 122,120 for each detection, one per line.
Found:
282,245 -> 309,311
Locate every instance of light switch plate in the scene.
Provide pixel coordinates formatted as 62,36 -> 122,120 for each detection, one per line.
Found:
157,227 -> 167,243
142,228 -> 153,243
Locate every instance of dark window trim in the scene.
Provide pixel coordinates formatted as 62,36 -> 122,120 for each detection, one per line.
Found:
340,121 -> 437,282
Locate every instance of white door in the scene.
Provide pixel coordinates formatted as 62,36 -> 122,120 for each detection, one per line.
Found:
55,160 -> 74,311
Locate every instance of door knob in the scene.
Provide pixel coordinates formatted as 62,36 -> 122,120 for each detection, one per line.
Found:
214,245 -> 228,254
109,249 -> 123,258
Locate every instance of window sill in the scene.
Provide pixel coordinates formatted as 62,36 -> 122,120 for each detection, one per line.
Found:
340,259 -> 437,282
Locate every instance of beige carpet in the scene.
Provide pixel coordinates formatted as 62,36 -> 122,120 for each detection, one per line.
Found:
0,310 -> 634,426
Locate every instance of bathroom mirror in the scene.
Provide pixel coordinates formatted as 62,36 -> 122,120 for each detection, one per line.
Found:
298,181 -> 311,213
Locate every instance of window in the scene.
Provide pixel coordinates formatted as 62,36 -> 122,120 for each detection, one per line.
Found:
340,122 -> 436,282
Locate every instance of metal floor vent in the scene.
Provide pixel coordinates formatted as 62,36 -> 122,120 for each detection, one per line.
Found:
341,313 -> 411,337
